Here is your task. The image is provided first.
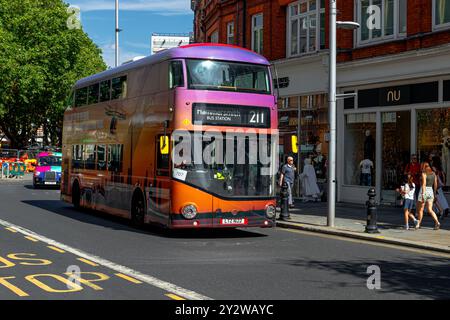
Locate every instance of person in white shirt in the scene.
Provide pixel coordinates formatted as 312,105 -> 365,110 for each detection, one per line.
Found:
359,158 -> 374,186
396,174 -> 419,230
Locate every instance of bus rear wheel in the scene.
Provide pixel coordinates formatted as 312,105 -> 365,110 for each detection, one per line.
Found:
131,192 -> 145,227
72,182 -> 81,210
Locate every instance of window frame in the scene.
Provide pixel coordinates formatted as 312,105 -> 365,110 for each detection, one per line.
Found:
287,0 -> 325,58
433,0 -> 450,31
251,13 -> 264,54
99,79 -> 112,102
169,60 -> 185,89
111,75 -> 128,100
210,30 -> 219,43
356,0 -> 407,47
227,21 -> 235,44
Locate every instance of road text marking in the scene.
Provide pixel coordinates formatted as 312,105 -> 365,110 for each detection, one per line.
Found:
0,218 -> 212,300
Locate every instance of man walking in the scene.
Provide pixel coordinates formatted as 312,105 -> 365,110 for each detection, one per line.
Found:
279,156 -> 297,212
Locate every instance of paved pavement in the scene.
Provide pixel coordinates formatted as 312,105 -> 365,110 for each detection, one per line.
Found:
0,179 -> 449,299
277,200 -> 450,254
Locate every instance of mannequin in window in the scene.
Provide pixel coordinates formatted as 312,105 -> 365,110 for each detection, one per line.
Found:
300,158 -> 321,202
442,128 -> 450,186
360,158 -> 374,186
364,129 -> 375,161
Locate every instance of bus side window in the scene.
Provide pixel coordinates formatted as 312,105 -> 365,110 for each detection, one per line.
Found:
72,145 -> 83,169
111,76 -> 127,100
96,145 -> 106,171
169,61 -> 184,89
88,83 -> 99,105
84,145 -> 95,170
100,80 -> 111,102
107,144 -> 123,172
75,87 -> 88,107
156,135 -> 169,177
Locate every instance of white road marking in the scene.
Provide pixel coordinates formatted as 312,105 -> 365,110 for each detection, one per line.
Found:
0,218 -> 212,300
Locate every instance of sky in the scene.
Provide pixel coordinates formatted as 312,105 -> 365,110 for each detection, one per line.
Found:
66,0 -> 194,68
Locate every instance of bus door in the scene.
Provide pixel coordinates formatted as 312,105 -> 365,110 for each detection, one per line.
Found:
147,134 -> 171,224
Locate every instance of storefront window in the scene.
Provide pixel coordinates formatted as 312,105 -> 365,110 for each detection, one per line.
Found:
417,108 -> 450,188
344,113 -> 376,186
381,111 -> 410,192
278,94 -> 328,182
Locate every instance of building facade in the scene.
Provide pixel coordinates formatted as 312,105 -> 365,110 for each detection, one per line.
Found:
193,0 -> 450,204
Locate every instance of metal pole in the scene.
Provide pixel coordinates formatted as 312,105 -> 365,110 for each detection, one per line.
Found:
327,0 -> 337,227
297,98 -> 301,198
115,0 -> 119,67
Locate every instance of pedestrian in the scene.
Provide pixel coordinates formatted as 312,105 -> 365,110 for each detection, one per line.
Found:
432,163 -> 449,220
279,156 -> 297,209
396,174 -> 419,230
416,163 -> 441,230
404,154 -> 421,206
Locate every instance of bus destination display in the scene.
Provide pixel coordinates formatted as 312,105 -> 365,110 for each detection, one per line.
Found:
192,103 -> 270,128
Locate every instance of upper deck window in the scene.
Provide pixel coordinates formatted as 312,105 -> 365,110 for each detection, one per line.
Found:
88,83 -> 99,105
75,87 -> 88,107
99,80 -> 111,102
111,76 -> 127,100
186,59 -> 270,94
169,61 -> 184,89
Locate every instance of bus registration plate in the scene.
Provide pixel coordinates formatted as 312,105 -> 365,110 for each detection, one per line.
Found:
221,218 -> 247,225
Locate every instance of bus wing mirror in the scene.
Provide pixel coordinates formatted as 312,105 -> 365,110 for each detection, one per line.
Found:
291,135 -> 298,154
160,136 -> 169,155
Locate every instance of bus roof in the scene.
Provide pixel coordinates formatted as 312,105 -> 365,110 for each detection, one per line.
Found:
75,44 -> 270,89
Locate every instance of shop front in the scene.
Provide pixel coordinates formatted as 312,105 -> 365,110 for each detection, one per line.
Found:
338,78 -> 450,205
277,93 -> 329,199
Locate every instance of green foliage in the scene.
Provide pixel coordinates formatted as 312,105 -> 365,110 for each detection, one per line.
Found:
0,0 -> 106,148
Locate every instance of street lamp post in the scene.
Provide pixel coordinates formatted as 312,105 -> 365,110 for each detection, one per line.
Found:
327,0 -> 359,227
115,0 -> 120,67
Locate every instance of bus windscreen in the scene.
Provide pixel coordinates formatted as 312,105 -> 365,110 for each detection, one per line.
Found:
186,59 -> 270,94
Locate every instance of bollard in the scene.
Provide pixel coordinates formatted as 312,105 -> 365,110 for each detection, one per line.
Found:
365,187 -> 380,233
279,182 -> 291,220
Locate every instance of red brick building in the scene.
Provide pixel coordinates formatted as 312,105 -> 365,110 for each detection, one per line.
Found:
192,1 -> 450,205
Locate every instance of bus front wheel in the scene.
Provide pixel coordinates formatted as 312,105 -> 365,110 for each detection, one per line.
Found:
131,192 -> 145,227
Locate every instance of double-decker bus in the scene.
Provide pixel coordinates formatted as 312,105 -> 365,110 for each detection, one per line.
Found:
61,44 -> 278,229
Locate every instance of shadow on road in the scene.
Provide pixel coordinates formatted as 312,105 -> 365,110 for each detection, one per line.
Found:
282,257 -> 450,299
21,200 -> 268,240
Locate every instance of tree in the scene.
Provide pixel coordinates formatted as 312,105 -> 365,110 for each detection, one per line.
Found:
0,0 -> 106,148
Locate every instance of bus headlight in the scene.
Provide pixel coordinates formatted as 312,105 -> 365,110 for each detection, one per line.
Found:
265,205 -> 276,219
181,205 -> 197,220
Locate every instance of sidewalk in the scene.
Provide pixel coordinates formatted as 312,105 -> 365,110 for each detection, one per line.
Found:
276,201 -> 450,254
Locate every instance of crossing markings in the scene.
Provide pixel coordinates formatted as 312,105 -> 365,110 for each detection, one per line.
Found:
24,236 -> 39,243
77,258 -> 99,267
114,273 -> 143,284
47,246 -> 65,253
166,293 -> 186,300
5,227 -> 18,233
0,218 -> 212,300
